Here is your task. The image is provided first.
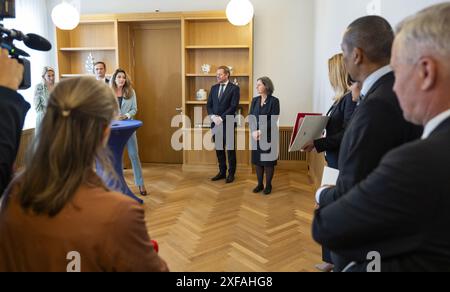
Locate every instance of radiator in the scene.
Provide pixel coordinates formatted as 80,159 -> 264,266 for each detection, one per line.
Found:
279,127 -> 306,161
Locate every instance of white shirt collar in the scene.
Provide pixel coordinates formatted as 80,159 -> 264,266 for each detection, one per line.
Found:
361,65 -> 393,98
220,81 -> 229,86
421,109 -> 450,139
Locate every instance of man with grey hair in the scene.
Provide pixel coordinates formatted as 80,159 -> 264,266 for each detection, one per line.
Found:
313,3 -> 450,272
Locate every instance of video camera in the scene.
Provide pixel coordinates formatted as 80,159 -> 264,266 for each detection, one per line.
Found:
1,0 -> 52,89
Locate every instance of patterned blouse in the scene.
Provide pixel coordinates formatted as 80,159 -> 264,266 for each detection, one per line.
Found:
34,83 -> 50,133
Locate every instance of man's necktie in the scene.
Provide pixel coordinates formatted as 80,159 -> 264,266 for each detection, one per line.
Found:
218,84 -> 225,101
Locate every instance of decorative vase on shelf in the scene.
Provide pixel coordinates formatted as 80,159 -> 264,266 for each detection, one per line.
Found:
196,89 -> 208,101
227,66 -> 234,75
85,52 -> 95,74
201,64 -> 211,74
236,107 -> 243,127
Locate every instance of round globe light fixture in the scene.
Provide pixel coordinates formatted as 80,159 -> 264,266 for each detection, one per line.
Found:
226,0 -> 254,26
51,1 -> 80,30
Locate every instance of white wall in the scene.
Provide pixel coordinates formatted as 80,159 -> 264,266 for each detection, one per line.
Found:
45,0 -> 444,126
46,0 -> 315,126
4,0 -> 53,129
313,0 -> 448,114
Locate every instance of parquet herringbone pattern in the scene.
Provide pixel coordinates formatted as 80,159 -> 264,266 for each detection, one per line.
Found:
124,164 -> 321,272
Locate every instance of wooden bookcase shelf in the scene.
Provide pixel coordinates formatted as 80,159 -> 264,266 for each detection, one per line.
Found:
55,12 -> 253,169
185,73 -> 250,77
185,45 -> 250,49
59,47 -> 116,51
182,16 -> 253,168
56,20 -> 118,78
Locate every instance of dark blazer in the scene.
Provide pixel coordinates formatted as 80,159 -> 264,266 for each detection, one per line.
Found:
249,95 -> 280,166
313,117 -> 450,272
0,87 -> 30,195
319,72 -> 423,206
314,92 -> 357,169
207,82 -> 240,129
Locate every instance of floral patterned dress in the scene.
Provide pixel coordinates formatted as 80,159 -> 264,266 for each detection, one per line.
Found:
34,83 -> 50,135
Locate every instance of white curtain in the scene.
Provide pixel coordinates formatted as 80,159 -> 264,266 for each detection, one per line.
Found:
3,0 -> 52,130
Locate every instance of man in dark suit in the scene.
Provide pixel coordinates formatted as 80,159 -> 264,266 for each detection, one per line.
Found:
207,66 -> 240,183
315,16 -> 422,209
313,2 -> 450,272
0,48 -> 30,196
94,61 -> 110,84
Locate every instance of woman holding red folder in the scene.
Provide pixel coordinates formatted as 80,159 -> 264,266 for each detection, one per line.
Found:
302,53 -> 357,272
302,54 -> 358,169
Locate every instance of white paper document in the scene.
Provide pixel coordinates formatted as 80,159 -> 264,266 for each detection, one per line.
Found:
321,166 -> 340,186
289,115 -> 329,152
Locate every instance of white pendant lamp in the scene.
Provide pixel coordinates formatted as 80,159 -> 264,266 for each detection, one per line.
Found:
51,1 -> 80,30
226,0 -> 254,26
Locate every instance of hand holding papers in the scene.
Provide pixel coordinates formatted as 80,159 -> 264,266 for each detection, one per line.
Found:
289,113 -> 329,152
321,166 -> 339,186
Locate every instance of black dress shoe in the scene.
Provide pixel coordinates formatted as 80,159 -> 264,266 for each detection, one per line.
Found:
263,185 -> 272,195
253,185 -> 264,193
212,173 -> 226,181
226,175 -> 235,184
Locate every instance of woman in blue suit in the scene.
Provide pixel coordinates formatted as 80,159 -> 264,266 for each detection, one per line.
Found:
111,69 -> 147,196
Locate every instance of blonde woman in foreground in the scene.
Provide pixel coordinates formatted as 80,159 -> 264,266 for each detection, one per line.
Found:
0,77 -> 168,272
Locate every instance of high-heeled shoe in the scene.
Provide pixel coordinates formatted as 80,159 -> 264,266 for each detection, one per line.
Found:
139,186 -> 148,196
263,185 -> 272,195
253,184 -> 264,193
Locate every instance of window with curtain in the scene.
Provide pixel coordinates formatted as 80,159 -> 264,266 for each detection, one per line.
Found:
3,0 -> 52,130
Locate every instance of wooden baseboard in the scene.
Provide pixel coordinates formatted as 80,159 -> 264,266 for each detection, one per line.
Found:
277,160 -> 308,172
307,152 -> 327,190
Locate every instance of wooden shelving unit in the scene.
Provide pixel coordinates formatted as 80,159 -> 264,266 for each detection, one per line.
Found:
55,20 -> 118,79
182,16 -> 253,170
55,12 -> 253,169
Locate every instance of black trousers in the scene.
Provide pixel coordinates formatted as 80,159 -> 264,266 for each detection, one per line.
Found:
216,149 -> 236,175
213,125 -> 236,175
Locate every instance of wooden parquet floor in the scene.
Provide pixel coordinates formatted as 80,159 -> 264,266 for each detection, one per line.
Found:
124,164 -> 321,272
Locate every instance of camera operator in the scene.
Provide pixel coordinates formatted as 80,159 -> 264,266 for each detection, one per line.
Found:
0,48 -> 30,196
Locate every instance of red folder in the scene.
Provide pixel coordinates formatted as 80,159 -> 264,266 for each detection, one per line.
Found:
289,113 -> 322,148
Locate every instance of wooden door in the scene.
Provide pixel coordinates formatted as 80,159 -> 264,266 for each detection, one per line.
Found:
132,22 -> 182,164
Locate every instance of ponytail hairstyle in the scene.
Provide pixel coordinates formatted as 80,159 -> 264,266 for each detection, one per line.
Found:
17,77 -> 118,216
